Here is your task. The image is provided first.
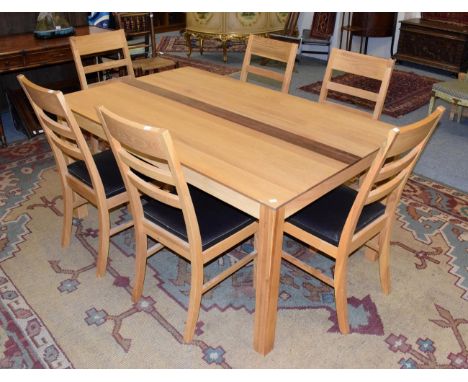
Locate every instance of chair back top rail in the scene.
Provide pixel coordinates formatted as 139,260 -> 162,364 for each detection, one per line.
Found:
328,48 -> 394,79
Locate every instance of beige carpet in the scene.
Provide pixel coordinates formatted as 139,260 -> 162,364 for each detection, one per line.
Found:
1,137 -> 467,369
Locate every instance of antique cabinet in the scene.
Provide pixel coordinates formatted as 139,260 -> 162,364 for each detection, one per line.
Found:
395,17 -> 468,74
184,12 -> 288,62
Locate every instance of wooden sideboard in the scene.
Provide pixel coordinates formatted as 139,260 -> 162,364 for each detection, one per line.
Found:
0,26 -> 107,73
0,26 -> 107,145
395,18 -> 468,74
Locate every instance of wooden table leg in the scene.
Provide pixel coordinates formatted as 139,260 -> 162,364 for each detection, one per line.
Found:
253,204 -> 285,355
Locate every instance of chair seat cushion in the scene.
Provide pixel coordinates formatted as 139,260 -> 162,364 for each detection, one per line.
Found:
67,150 -> 126,198
433,80 -> 468,101
143,186 -> 255,251
287,185 -> 385,246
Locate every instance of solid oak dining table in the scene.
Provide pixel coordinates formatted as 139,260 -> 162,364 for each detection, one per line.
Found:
65,66 -> 392,355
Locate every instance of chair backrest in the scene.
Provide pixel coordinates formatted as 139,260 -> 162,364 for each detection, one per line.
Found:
116,12 -> 157,59
319,48 -> 395,120
98,106 -> 203,253
309,12 -> 337,40
282,12 -> 300,36
69,29 -> 135,89
240,34 -> 298,94
17,74 -> 106,196
339,106 -> 445,250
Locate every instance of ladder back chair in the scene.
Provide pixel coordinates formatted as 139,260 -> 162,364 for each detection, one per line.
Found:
320,48 -> 395,120
116,12 -> 177,77
69,29 -> 135,89
282,106 -> 444,334
240,34 -> 298,94
98,107 -> 258,343
18,74 -> 133,277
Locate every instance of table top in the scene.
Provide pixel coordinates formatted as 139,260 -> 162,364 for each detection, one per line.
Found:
65,67 -> 392,211
0,26 -> 108,56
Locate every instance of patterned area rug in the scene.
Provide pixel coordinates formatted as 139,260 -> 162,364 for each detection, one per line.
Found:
299,70 -> 441,118
1,137 -> 467,368
158,36 -> 246,54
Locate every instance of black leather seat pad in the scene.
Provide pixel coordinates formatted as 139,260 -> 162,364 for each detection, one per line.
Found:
68,150 -> 126,198
143,186 -> 255,251
287,185 -> 386,246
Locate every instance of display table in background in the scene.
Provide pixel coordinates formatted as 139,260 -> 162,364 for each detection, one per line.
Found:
184,12 -> 288,62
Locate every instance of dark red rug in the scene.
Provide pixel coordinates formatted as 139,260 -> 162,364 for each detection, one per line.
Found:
299,70 -> 441,118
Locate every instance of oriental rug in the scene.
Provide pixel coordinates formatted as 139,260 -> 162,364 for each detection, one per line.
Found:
0,136 -> 467,368
299,70 -> 441,118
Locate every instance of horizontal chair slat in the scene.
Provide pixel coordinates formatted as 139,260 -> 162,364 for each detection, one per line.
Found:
328,82 -> 379,102
83,59 -> 130,74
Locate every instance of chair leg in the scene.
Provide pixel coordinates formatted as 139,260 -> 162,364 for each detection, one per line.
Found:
456,105 -> 462,123
183,263 -> 204,343
95,208 -> 110,277
449,103 -> 457,121
428,93 -> 436,115
252,233 -> 258,289
334,255 -> 350,334
378,224 -> 392,295
132,229 -> 148,302
364,234 -> 380,262
61,186 -> 74,248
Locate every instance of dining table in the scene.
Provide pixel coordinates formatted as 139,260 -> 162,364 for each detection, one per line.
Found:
65,66 -> 393,355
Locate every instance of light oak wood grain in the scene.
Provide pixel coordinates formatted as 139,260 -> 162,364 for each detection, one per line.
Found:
65,67 -> 395,355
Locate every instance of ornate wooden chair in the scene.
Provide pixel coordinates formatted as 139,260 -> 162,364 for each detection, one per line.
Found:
268,12 -> 300,40
300,13 -> 337,63
116,12 -> 177,77
320,48 -> 395,120
240,34 -> 298,94
281,106 -> 444,334
69,29 -> 135,89
98,106 -> 258,343
18,74 -> 133,277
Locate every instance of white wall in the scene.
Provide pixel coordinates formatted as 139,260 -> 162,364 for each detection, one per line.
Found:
298,12 -> 421,60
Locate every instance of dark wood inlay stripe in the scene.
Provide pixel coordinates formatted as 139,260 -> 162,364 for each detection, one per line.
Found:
123,78 -> 361,165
